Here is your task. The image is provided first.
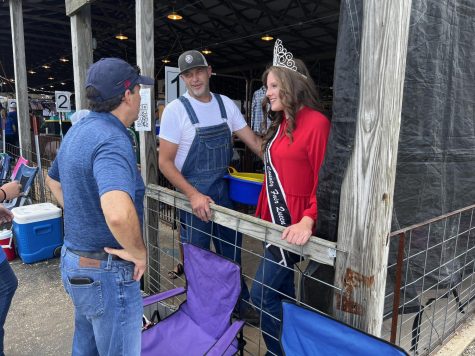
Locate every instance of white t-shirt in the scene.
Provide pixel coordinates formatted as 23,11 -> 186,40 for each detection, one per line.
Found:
159,91 -> 247,171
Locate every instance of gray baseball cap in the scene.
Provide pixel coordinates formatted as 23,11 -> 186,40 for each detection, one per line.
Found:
178,50 -> 209,75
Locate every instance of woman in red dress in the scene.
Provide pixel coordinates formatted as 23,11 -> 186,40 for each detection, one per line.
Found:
250,52 -> 330,355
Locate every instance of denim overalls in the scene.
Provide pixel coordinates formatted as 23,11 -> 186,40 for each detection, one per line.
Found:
178,94 -> 250,301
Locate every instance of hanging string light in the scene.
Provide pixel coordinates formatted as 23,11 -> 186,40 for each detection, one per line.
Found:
167,11 -> 183,21
115,32 -> 128,41
261,34 -> 274,41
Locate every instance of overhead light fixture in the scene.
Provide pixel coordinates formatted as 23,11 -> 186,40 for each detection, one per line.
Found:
28,69 -> 36,74
167,11 -> 183,21
115,32 -> 128,40
162,59 -> 171,63
10,79 -> 15,82
202,49 -> 212,55
40,87 -> 44,90
59,57 -> 69,63
61,82 -> 66,85
49,85 -> 54,88
48,76 -> 54,80
261,34 -> 274,41
42,64 -> 51,69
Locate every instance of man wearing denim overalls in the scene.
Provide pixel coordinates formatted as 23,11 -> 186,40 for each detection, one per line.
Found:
159,50 -> 262,322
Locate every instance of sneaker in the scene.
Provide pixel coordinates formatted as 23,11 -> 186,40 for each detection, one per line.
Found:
239,305 -> 260,326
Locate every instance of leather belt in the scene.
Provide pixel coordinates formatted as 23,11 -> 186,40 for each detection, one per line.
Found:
68,248 -> 124,261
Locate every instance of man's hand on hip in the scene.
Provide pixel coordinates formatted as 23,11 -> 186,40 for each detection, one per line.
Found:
189,191 -> 214,222
104,247 -> 147,281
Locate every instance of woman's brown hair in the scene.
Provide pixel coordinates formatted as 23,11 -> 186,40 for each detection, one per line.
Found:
261,58 -> 322,150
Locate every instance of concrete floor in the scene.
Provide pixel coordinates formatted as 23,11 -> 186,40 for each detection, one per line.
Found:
4,257 -> 73,356
435,313 -> 475,356
463,340 -> 475,356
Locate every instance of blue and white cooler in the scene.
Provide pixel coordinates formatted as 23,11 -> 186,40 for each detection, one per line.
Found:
12,203 -> 63,264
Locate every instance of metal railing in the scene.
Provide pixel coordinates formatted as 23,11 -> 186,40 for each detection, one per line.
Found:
383,205 -> 475,355
144,184 -> 342,355
145,184 -> 475,355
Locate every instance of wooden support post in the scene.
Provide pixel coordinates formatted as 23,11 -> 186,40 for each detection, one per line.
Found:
334,0 -> 412,335
68,2 -> 93,110
65,0 -> 95,16
9,0 -> 31,157
136,0 -> 158,293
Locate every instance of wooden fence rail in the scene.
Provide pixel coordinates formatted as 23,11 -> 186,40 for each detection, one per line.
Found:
146,184 -> 339,267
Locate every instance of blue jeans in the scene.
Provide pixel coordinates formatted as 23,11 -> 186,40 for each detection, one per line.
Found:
251,248 -> 295,356
60,247 -> 143,356
180,211 -> 250,304
0,259 -> 17,356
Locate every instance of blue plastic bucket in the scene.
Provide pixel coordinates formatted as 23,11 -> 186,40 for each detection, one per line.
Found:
226,175 -> 263,206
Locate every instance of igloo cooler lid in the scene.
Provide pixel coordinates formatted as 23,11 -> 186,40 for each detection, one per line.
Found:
12,203 -> 62,224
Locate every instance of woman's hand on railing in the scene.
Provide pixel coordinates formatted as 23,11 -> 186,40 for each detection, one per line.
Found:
282,216 -> 314,246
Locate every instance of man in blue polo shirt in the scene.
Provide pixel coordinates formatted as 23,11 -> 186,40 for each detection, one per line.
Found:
46,58 -> 153,355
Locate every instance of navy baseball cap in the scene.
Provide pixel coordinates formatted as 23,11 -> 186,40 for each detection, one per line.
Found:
85,58 -> 154,102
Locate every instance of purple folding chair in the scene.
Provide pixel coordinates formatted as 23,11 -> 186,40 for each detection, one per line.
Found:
142,243 -> 245,356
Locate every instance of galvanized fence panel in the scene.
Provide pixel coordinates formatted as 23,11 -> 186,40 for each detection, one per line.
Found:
145,184 -> 475,355
144,184 -> 343,355
383,205 -> 475,355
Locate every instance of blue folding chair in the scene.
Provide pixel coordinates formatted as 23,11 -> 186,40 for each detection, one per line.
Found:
280,301 -> 408,356
2,163 -> 38,209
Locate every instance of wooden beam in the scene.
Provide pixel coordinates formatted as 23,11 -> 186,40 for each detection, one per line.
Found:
69,4 -> 93,110
65,0 -> 95,17
147,185 -> 338,266
9,0 -> 31,157
333,0 -> 412,336
136,0 -> 158,294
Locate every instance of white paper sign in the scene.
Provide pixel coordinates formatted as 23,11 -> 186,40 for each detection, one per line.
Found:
7,99 -> 16,110
135,88 -> 151,131
55,91 -> 72,112
165,66 -> 186,105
